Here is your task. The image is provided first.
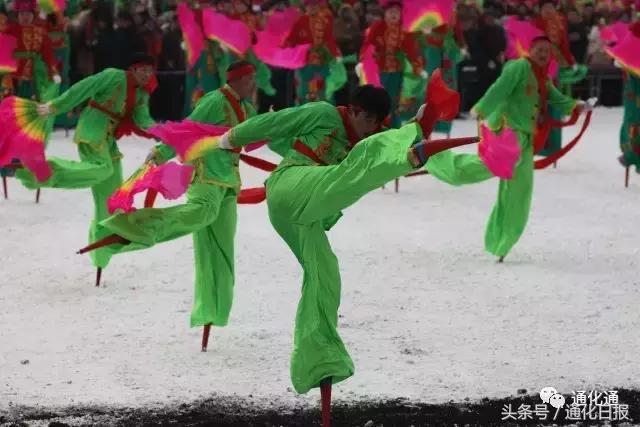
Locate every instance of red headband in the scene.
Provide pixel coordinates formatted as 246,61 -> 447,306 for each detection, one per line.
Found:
227,63 -> 256,81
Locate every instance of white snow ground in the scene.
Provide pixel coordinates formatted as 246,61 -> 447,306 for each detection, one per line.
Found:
1,108 -> 638,411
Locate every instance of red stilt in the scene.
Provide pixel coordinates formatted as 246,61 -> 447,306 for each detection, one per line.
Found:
95,268 -> 102,287
2,176 -> 7,199
394,178 -> 399,193
625,167 -> 630,188
406,170 -> 429,178
201,324 -> 211,352
320,377 -> 332,427
35,189 -> 41,204
144,189 -> 158,208
77,234 -> 130,255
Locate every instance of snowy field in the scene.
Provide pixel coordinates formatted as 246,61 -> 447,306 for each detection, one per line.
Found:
1,108 -> 639,416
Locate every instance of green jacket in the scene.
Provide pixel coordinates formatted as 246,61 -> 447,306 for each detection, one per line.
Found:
155,84 -> 256,188
472,58 -> 576,136
228,101 -> 358,169
50,68 -> 155,151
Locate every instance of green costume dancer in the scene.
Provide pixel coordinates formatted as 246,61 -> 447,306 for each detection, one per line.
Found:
618,71 -> 640,171
99,62 -> 257,336
426,38 -> 583,260
213,83 -> 470,394
534,0 -> 588,157
16,56 -> 157,276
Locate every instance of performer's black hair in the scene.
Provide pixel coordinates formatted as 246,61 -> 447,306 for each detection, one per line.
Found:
351,85 -> 391,122
128,52 -> 155,68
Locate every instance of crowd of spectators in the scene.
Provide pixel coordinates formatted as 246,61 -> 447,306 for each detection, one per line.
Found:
49,0 -> 637,118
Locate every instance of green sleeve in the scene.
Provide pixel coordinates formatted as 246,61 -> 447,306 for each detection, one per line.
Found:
131,91 -> 156,130
153,143 -> 177,165
229,102 -> 337,148
50,68 -> 122,115
547,80 -> 577,116
187,91 -> 227,124
472,59 -> 527,119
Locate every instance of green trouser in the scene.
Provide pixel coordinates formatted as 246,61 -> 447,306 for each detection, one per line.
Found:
426,131 -> 534,257
99,183 -> 238,327
266,124 -> 418,394
16,140 -> 122,268
381,72 -> 403,128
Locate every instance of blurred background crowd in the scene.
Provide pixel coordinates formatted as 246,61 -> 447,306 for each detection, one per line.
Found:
0,0 -> 638,122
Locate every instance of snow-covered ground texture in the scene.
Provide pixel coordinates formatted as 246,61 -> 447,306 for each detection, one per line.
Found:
1,108 -> 639,420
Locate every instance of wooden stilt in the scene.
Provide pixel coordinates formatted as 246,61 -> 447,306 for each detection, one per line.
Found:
320,377 -> 332,427
2,175 -> 7,199
201,324 -> 211,352
498,256 -> 505,263
553,161 -> 557,169
394,178 -> 399,193
625,167 -> 630,188
35,189 -> 41,204
77,234 -> 129,255
95,268 -> 102,287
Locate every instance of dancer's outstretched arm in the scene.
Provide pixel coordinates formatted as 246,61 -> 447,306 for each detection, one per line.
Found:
226,102 -> 339,148
46,68 -> 122,116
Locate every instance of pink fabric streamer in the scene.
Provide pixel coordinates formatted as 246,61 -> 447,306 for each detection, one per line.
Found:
254,30 -> 310,69
505,17 -> 543,60
600,22 -> 630,45
202,9 -> 252,56
478,124 -> 521,180
0,96 -> 51,182
107,162 -> 195,214
264,7 -> 300,41
358,44 -> 382,87
402,0 -> 454,32
177,3 -> 205,69
149,120 -> 229,162
150,120 -> 271,159
0,33 -> 18,73
605,31 -> 640,77
252,7 -> 309,69
504,17 -> 559,78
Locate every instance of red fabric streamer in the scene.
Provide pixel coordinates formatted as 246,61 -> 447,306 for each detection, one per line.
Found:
239,153 -> 277,171
534,110 -> 592,170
